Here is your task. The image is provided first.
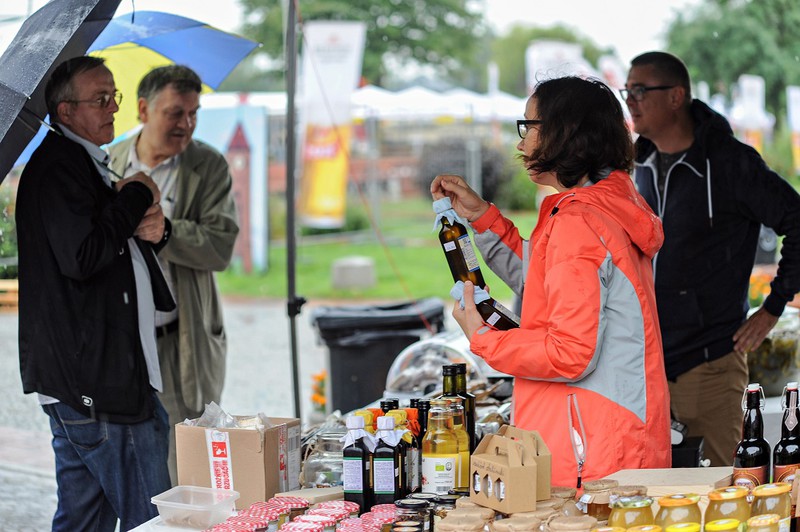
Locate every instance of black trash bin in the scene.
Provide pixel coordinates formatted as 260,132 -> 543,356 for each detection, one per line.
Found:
310,297 -> 445,414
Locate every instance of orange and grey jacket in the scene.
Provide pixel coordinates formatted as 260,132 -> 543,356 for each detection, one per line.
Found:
469,170 -> 671,486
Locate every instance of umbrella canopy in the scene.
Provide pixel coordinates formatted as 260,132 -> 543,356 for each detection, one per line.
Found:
10,9 -> 260,171
0,0 -> 121,180
88,10 -> 260,134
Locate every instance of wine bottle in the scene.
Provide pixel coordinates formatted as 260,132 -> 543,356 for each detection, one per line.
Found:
774,382 -> 800,484
733,383 -> 770,491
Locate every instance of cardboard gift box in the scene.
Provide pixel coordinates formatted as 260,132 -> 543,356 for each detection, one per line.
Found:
469,424 -> 552,514
176,416 -> 301,509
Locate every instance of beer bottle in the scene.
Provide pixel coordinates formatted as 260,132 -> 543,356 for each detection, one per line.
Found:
342,415 -> 375,514
373,415 -> 403,504
455,363 -> 477,452
774,382 -> 800,486
435,198 -> 520,330
421,399 -> 459,495
733,383 -> 770,491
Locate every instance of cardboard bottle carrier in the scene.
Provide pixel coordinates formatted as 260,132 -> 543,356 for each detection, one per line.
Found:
469,424 -> 551,514
176,416 -> 301,510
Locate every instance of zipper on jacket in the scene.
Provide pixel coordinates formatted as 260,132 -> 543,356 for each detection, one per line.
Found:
567,393 -> 588,489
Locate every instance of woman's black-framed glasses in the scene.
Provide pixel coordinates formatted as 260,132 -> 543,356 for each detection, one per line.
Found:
517,119 -> 543,139
619,85 -> 675,102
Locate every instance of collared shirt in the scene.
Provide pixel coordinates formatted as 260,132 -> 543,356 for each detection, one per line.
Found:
39,126 -> 162,406
123,135 -> 180,326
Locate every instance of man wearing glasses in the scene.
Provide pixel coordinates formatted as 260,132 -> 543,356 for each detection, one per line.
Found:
16,56 -> 173,530
623,51 -> 800,467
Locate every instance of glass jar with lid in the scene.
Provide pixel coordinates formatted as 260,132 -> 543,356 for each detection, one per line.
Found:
590,527 -> 625,532
751,483 -> 792,532
546,515 -> 599,532
747,514 -> 782,532
578,479 -> 618,522
445,507 -> 495,523
626,526 -> 662,532
302,431 -> 346,488
607,496 -> 654,529
551,487 -> 578,501
395,499 -> 430,530
705,486 -> 750,525
433,494 -> 460,526
663,523 -> 700,532
704,519 -> 741,532
653,494 -> 701,528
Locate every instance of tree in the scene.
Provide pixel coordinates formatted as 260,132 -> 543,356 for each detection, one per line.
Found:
238,0 -> 489,88
490,24 -> 612,97
666,0 -> 800,116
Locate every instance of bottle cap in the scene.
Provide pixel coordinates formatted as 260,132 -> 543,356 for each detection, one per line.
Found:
455,363 -> 467,375
377,416 -> 395,430
442,365 -> 458,376
748,383 -> 761,392
347,416 -> 365,429
788,381 -> 799,390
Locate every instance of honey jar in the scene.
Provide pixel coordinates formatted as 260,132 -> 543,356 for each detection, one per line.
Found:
607,496 -> 654,529
654,494 -> 701,528
705,486 -> 750,525
751,483 -> 792,532
547,515 -> 599,532
578,479 -> 618,522
747,514 -> 782,532
704,519 -> 741,532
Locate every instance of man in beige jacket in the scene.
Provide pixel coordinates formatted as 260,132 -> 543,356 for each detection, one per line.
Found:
110,65 -> 239,484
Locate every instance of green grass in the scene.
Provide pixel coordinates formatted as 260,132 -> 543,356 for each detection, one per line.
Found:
217,196 -> 537,304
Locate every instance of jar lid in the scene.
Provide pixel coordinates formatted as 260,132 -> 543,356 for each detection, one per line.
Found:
626,527 -> 662,532
455,498 -> 479,509
296,514 -> 337,526
491,516 -> 542,532
308,508 -> 350,521
548,515 -> 599,531
551,486 -> 578,500
708,486 -> 749,500
537,498 -> 566,510
269,496 -> 310,509
248,501 -> 289,514
611,485 -> 647,497
657,494 -> 700,507
436,516 -> 486,532
591,528 -> 626,532
511,508 -> 558,520
752,482 -> 792,496
395,498 -> 429,510
582,479 -> 619,492
611,496 -> 653,509
705,519 -> 741,532
664,524 -> 701,532
445,507 -> 496,521
280,523 -> 325,532
318,500 -> 361,513
409,492 -> 439,501
435,494 -> 461,505
748,514 -> 781,526
449,487 -> 471,497
240,506 -> 282,520
371,504 -> 399,513
228,514 -> 270,528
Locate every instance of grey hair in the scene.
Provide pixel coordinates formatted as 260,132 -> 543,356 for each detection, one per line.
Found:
137,65 -> 202,105
45,56 -> 107,123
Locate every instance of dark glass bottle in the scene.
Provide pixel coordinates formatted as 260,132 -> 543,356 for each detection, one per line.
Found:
342,415 -> 373,514
437,217 -> 520,330
455,363 -> 477,452
418,400 -> 430,441
373,415 -> 403,504
733,383 -> 770,491
439,365 -> 475,453
774,382 -> 800,482
381,398 -> 400,414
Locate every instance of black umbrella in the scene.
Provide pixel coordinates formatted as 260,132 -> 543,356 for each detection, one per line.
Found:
0,0 -> 122,179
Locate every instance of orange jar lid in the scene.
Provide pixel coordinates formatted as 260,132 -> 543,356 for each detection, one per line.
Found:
657,494 -> 700,507
752,482 -> 791,496
708,486 -> 748,500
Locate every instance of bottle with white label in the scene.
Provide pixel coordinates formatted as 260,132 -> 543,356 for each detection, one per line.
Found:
421,399 -> 459,495
342,415 -> 374,514
373,415 -> 403,504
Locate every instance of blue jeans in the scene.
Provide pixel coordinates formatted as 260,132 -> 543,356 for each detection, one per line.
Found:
43,395 -> 171,531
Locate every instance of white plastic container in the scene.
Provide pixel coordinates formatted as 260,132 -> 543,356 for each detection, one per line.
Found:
150,485 -> 239,528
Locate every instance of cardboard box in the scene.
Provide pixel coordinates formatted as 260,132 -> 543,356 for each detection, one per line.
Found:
176,416 -> 301,509
469,425 -> 552,514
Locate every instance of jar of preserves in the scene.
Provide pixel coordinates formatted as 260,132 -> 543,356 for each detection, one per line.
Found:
578,479 -> 618,522
610,485 -> 647,500
663,523 -> 700,532
607,496 -> 654,529
491,517 -> 542,532
590,527 -> 625,532
268,496 -> 310,521
653,494 -> 701,528
445,507 -> 495,523
551,487 -> 578,501
247,501 -> 290,528
705,486 -> 750,524
436,517 -> 485,532
747,514 -> 782,532
408,492 -> 438,532
751,483 -> 792,532
433,494 -> 460,525
546,515 -> 599,532
295,513 -> 338,532
395,499 -> 430,529
704,519 -> 741,532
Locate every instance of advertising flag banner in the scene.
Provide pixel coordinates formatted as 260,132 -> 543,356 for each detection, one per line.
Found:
787,86 -> 800,176
298,21 -> 366,228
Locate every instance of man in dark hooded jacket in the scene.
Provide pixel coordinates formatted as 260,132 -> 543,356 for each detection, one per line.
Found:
623,51 -> 800,467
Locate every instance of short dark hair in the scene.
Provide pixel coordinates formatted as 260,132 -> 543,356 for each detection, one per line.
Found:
630,51 -> 692,101
45,56 -> 107,123
525,76 -> 634,188
137,65 -> 202,104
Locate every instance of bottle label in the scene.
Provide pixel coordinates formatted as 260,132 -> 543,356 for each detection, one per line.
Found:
342,456 -> 363,493
373,457 -> 398,494
732,465 -> 768,491
486,311 -> 501,326
492,300 -> 521,323
421,454 -> 457,494
408,448 -> 421,491
774,463 -> 799,484
443,241 -> 457,252
778,516 -> 790,532
457,235 -> 480,272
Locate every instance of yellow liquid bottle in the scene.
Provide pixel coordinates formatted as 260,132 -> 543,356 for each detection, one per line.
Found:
444,397 -> 470,490
421,399 -> 459,495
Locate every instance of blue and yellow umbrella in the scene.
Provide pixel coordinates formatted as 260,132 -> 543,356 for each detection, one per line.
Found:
88,10 -> 260,134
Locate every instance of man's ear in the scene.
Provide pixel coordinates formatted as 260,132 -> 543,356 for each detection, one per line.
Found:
56,101 -> 71,126
138,97 -> 149,123
670,86 -> 687,110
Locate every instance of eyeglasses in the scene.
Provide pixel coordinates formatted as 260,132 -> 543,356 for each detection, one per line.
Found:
517,119 -> 543,139
63,91 -> 123,108
619,85 -> 675,102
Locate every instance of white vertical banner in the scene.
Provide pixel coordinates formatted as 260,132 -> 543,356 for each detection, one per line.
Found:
732,74 -> 770,153
298,21 -> 367,228
787,86 -> 800,175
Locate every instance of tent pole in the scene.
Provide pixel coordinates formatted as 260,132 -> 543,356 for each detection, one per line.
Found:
285,0 -> 304,420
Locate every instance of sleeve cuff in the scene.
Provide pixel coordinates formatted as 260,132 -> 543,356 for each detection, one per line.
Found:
763,292 -> 787,317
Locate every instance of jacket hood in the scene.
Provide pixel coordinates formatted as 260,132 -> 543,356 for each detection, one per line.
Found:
549,171 -> 663,258
634,99 -> 733,165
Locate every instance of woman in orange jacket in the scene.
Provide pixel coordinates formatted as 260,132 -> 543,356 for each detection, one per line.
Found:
431,76 -> 671,487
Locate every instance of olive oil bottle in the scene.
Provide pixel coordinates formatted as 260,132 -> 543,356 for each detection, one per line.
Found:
446,397 -> 471,490
421,399 -> 459,494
